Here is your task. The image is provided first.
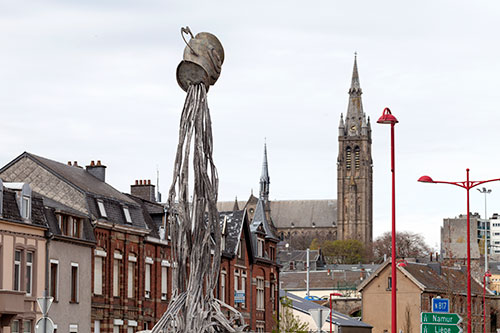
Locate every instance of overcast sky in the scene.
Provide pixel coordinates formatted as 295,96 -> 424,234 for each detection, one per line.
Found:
2,0 -> 500,249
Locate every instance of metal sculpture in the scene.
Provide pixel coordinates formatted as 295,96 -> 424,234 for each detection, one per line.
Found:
151,27 -> 245,333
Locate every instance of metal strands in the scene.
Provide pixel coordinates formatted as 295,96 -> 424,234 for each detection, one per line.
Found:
152,84 -> 245,333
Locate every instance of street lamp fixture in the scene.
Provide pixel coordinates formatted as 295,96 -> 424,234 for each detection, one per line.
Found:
418,169 -> 500,333
377,107 -> 398,333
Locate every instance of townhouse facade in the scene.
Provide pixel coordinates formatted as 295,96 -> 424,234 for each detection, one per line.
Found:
0,181 -> 47,333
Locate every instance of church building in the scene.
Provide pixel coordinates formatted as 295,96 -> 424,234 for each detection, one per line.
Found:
219,56 -> 373,249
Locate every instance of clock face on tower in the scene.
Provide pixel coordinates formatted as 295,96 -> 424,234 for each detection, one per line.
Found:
350,125 -> 356,132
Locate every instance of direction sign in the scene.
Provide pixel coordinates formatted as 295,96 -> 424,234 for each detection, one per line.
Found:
432,298 -> 450,313
421,312 -> 462,325
421,323 -> 462,333
35,317 -> 54,333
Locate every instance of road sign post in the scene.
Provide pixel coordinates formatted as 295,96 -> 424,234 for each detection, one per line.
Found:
421,313 -> 462,325
432,298 -> 450,313
421,311 -> 463,333
421,323 -> 463,333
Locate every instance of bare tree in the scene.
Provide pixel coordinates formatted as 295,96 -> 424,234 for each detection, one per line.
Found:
373,231 -> 433,260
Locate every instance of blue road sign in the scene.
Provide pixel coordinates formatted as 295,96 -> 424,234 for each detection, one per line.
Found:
432,298 -> 449,313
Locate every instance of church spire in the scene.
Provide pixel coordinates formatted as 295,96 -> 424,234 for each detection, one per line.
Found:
259,142 -> 270,203
350,52 -> 361,92
344,53 -> 367,137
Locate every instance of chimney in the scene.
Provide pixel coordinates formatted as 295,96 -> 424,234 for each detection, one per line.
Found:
131,179 -> 156,202
86,160 -> 106,182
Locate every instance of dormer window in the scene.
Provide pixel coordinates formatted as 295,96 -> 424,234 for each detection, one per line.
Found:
123,206 -> 132,223
97,200 -> 107,218
257,238 -> 264,257
21,195 -> 31,220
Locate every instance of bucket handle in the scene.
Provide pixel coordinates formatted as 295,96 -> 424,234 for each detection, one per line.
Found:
181,26 -> 198,56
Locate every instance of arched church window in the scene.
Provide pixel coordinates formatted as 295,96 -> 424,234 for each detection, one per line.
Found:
354,146 -> 360,170
346,147 -> 352,170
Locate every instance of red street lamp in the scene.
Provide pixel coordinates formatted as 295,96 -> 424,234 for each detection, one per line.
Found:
329,293 -> 335,333
377,107 -> 398,333
483,270 -> 492,333
418,169 -> 500,333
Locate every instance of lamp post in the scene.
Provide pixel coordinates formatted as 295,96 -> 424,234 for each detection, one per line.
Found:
478,187 -> 492,279
418,170 -> 500,333
377,107 -> 398,333
483,270 -> 492,333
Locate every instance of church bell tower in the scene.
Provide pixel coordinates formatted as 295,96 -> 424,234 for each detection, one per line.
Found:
337,55 -> 373,245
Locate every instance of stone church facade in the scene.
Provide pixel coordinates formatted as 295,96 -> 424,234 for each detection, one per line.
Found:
219,56 -> 373,249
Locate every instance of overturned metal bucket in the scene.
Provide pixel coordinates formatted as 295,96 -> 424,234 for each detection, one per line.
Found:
176,27 -> 225,92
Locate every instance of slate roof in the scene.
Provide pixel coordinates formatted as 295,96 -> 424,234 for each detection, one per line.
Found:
281,270 -> 369,290
251,199 -> 276,239
0,188 -> 47,227
220,210 -> 245,256
25,153 -> 137,204
278,249 -> 321,264
358,260 -> 487,296
1,152 -> 149,230
279,290 -> 372,328
218,199 -> 337,230
127,194 -> 165,239
42,195 -> 96,243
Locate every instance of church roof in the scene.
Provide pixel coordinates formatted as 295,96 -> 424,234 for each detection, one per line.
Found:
218,199 -> 337,230
271,199 -> 337,229
251,198 -> 277,240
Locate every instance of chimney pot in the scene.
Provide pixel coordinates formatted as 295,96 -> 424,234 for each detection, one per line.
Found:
68,161 -> 72,166
148,179 -> 151,185
90,160 -> 95,166
140,180 -> 143,185
74,161 -> 78,166
135,180 -> 139,185
97,160 -> 101,166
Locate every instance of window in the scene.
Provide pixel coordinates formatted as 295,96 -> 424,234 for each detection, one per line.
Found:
14,250 -> 21,291
241,271 -> 247,307
94,255 -> 103,295
127,328 -> 133,333
71,263 -> 79,302
50,261 -> 59,300
22,196 -> 31,219
346,147 -> 352,170
234,269 -> 239,292
257,238 -> 264,257
354,147 -> 360,170
12,320 -> 19,333
113,326 -> 119,333
69,324 -> 78,332
94,321 -> 100,333
128,255 -> 136,298
26,252 -> 33,296
123,207 -> 132,223
72,218 -> 81,238
161,266 -> 168,300
97,200 -> 107,218
257,277 -> 265,310
113,257 -> 120,297
220,270 -> 226,303
23,320 -> 32,333
145,263 -> 151,298
387,276 -> 392,290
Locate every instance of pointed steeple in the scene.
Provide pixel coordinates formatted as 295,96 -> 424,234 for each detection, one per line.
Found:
349,52 -> 361,93
233,196 -> 239,211
339,113 -> 345,135
259,142 -> 270,203
344,53 -> 367,137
